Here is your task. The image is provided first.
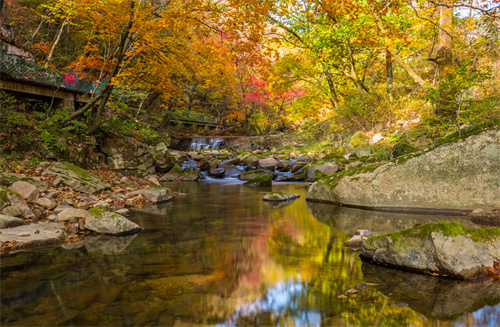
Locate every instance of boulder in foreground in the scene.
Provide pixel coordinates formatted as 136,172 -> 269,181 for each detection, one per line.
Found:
361,222 -> 500,279
0,223 -> 65,251
263,191 -> 300,202
86,208 -> 142,235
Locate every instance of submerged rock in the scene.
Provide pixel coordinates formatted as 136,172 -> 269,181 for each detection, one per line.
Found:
85,233 -> 138,255
361,222 -> 500,279
85,208 -> 141,235
307,128 -> 500,211
42,162 -> 111,195
263,191 -> 300,202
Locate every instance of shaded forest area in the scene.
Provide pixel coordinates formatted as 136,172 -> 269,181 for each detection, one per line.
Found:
1,0 -> 500,155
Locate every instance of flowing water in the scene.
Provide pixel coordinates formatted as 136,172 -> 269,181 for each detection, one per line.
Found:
1,180 -> 499,326
189,138 -> 225,151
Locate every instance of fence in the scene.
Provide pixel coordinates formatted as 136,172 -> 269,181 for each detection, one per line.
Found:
0,52 -> 99,93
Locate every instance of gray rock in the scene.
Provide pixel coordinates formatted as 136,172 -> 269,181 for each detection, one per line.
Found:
53,204 -> 74,214
147,176 -> 161,186
181,168 -> 203,181
9,181 -> 39,200
100,140 -> 154,171
93,200 -> 111,211
306,161 -> 339,181
48,214 -> 57,221
159,165 -> 183,181
258,157 -> 278,170
240,153 -> 260,167
114,208 -> 130,216
36,197 -> 57,210
0,223 -> 65,251
0,214 -> 25,229
43,162 -> 111,195
7,195 -> 36,219
85,208 -> 141,235
342,230 -> 373,250
263,191 -> 300,202
238,170 -> 270,181
56,209 -> 90,223
345,161 -> 364,171
0,187 -> 12,210
307,128 -> 500,211
217,163 -> 242,175
2,206 -> 22,217
0,172 -> 49,191
187,151 -> 204,161
154,142 -> 168,154
142,187 -> 173,204
352,147 -> 372,158
361,222 -> 500,279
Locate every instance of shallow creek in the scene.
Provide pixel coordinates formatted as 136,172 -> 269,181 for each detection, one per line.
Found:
1,180 -> 499,326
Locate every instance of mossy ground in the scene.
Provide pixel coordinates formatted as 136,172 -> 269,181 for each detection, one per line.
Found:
317,163 -> 382,189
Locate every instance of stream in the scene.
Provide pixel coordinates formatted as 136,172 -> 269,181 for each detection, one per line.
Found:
1,180 -> 499,326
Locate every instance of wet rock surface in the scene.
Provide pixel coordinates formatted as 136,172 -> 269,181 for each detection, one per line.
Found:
263,191 -> 300,202
360,222 -> 500,279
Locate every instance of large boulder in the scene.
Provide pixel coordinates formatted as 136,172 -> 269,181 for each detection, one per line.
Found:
154,152 -> 175,173
0,214 -> 25,229
100,140 -> 154,174
85,208 -> 141,235
7,194 -> 36,219
43,162 -> 111,195
307,128 -> 500,211
361,222 -> 500,279
142,187 -> 173,203
305,161 -> 339,182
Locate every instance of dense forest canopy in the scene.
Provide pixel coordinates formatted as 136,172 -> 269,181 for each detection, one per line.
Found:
1,0 -> 500,145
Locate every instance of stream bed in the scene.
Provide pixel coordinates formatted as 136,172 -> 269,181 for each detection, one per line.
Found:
1,180 -> 499,326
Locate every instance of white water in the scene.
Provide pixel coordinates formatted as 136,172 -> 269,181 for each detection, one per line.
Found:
189,137 -> 224,150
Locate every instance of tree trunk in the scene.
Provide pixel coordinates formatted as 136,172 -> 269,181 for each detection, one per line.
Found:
45,15 -> 69,67
0,0 -> 4,16
86,86 -> 114,135
386,48 -> 394,96
155,97 -> 177,130
67,1 -> 135,122
323,68 -> 339,108
369,5 -> 428,87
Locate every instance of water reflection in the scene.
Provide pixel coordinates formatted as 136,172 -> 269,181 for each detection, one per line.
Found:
1,181 -> 499,326
362,262 -> 500,319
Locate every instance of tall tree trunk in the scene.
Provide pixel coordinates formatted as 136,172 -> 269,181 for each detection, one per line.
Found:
86,86 -> 114,135
323,68 -> 339,108
386,48 -> 394,97
0,0 -> 4,16
45,15 -> 70,67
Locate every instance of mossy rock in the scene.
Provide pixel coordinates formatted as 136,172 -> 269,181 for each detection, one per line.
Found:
362,222 -> 500,279
42,162 -> 110,194
238,169 -> 269,181
348,132 -> 369,148
0,186 -> 19,210
244,174 -> 272,187
392,140 -> 418,158
0,172 -> 49,191
159,165 -> 183,181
